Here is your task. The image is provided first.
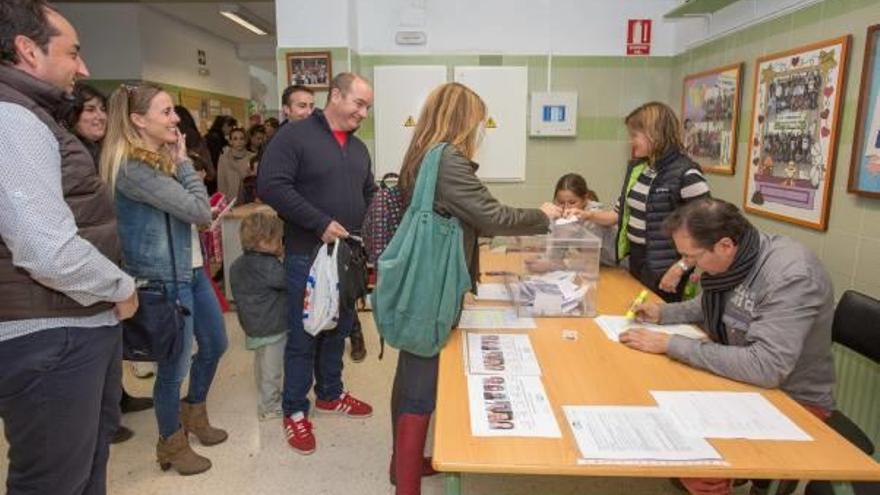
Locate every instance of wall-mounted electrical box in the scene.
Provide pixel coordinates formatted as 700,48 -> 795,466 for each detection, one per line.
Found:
529,92 -> 578,137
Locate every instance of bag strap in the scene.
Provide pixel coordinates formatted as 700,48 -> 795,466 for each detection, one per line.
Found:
409,143 -> 448,213
164,212 -> 180,300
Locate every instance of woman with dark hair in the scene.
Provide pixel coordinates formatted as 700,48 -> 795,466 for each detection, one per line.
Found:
247,124 -> 266,153
175,106 -> 216,192
62,82 -> 155,444
205,115 -> 237,173
61,82 -> 107,166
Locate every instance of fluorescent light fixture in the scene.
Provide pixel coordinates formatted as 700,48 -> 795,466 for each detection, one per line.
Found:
219,4 -> 271,36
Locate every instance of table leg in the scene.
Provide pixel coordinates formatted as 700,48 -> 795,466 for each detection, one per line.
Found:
445,472 -> 462,495
829,481 -> 856,495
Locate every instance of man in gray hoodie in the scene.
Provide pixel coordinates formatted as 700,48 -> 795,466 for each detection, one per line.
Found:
620,197 -> 835,495
621,197 -> 835,410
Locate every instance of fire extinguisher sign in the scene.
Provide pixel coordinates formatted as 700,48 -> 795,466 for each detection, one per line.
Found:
626,19 -> 652,55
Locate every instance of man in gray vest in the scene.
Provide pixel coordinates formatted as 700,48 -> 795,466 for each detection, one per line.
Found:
0,1 -> 137,494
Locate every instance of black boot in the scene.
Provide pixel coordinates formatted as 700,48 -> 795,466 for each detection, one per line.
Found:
111,425 -> 134,444
349,315 -> 366,362
121,388 -> 154,414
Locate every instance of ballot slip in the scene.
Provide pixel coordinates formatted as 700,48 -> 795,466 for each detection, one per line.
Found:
458,308 -> 537,330
562,405 -> 723,463
465,332 -> 541,376
468,374 -> 561,438
594,315 -> 707,342
475,283 -> 513,302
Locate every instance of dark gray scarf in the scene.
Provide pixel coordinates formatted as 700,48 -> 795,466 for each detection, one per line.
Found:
698,226 -> 760,344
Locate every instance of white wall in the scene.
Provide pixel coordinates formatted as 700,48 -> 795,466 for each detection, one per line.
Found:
55,3 -> 251,98
352,0 -> 682,55
672,0 -> 822,52
54,3 -> 142,80
275,0 -> 350,47
140,7 -> 250,98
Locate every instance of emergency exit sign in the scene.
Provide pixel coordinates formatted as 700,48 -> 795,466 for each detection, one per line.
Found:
627,19 -> 652,55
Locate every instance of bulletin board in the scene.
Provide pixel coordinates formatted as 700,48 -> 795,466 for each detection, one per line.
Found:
373,65 -> 448,179
178,89 -> 247,134
454,66 -> 528,182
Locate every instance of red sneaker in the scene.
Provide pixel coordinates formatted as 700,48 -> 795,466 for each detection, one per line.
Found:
314,392 -> 373,418
283,413 -> 315,454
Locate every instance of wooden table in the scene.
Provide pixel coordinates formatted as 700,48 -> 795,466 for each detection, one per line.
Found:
433,253 -> 880,495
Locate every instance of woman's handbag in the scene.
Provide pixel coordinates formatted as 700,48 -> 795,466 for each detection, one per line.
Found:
370,143 -> 471,357
122,214 -> 189,362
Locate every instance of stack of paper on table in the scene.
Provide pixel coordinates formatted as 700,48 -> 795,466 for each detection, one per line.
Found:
458,308 -> 536,330
475,283 -> 513,302
594,315 -> 707,341
563,406 -> 723,464
464,332 -> 541,376
463,330 -> 559,437
651,391 -> 812,441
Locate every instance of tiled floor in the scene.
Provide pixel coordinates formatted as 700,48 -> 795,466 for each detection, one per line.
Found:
0,312 -> 729,494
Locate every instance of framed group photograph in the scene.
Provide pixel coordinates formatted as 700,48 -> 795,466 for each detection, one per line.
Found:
286,51 -> 332,90
681,63 -> 743,175
743,36 -> 850,231
848,24 -> 880,198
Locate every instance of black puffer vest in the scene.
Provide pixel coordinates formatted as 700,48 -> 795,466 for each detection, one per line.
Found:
0,65 -> 121,321
615,150 -> 704,274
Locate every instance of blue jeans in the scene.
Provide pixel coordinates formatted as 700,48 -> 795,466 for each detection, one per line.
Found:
283,254 -> 353,415
0,325 -> 122,495
154,268 -> 228,438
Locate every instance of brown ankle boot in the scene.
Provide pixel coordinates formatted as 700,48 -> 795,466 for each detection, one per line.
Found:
180,401 -> 228,446
156,429 -> 211,475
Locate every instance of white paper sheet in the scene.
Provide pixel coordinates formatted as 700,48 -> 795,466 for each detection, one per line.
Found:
209,197 -> 237,230
594,315 -> 707,342
468,375 -> 561,438
475,283 -> 513,302
563,406 -> 722,462
465,332 -> 541,376
458,308 -> 537,330
651,391 -> 812,441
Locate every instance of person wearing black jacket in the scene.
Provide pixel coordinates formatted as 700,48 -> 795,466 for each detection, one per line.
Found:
204,115 -> 237,194
257,72 -> 377,455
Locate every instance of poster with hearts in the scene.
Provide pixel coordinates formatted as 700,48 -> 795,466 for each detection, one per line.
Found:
744,36 -> 850,230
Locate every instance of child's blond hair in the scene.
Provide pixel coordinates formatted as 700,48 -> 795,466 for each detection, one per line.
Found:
240,211 -> 283,251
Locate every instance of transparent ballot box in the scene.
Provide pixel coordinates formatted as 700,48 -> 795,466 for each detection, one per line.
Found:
494,222 -> 601,317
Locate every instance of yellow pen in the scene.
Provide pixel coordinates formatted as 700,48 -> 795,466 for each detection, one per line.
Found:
624,289 -> 649,320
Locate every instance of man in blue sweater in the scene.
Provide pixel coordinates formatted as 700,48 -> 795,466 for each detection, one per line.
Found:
258,72 -> 377,454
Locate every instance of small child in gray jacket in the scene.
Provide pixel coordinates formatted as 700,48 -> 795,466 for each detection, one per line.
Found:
229,211 -> 287,420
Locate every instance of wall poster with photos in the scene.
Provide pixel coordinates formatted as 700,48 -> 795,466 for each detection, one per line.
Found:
849,24 -> 880,198
744,36 -> 850,230
286,51 -> 332,90
681,63 -> 743,175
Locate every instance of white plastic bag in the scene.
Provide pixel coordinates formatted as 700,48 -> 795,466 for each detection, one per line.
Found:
302,239 -> 340,336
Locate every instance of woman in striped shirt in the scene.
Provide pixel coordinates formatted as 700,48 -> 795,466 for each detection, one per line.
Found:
580,102 -> 710,302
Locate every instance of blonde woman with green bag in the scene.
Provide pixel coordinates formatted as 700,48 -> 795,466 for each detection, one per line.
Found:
373,82 -> 561,495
